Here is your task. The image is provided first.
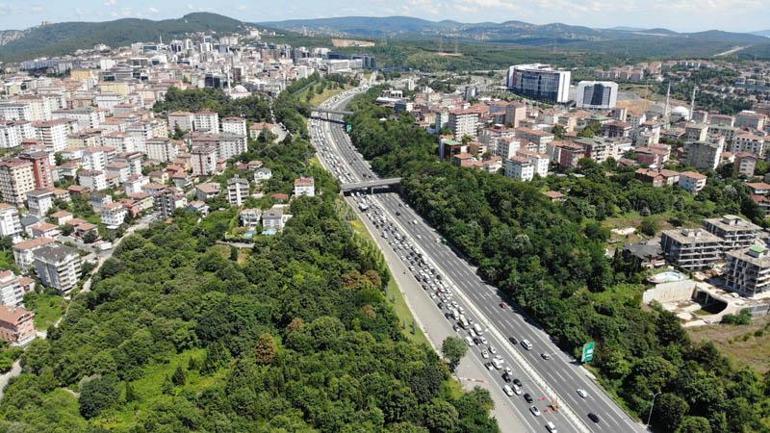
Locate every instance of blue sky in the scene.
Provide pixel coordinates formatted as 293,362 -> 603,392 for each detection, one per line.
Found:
0,0 -> 767,33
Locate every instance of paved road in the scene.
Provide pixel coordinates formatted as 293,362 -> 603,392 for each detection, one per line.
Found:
311,88 -> 646,433
0,360 -> 20,401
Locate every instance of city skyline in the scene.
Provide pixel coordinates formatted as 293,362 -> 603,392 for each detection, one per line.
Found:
0,0 -> 768,34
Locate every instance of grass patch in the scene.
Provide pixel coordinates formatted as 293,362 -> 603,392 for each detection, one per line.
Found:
688,315 -> 770,374
24,292 -> 67,330
587,283 -> 644,306
95,348 -> 227,429
309,85 -> 351,106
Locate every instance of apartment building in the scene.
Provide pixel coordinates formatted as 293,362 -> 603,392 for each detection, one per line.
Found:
504,156 -> 535,181
190,145 -> 218,177
725,245 -> 770,297
78,169 -> 108,191
660,228 -> 722,271
156,188 -> 187,219
0,271 -> 34,308
168,111 -> 195,132
0,122 -> 23,149
262,205 -> 293,234
12,237 -> 56,271
735,110 -> 766,130
732,132 -> 765,158
146,138 -> 179,163
194,111 -> 220,132
447,108 -> 480,140
0,304 -> 35,346
294,176 -> 315,197
100,203 -> 128,229
227,177 -> 250,206
26,188 -> 54,217
678,171 -> 708,194
685,123 -> 709,142
19,151 -> 54,190
221,117 -> 247,136
33,119 -> 69,153
0,204 -> 21,242
704,214 -> 762,251
684,140 -> 724,170
240,208 -> 262,228
515,127 -> 554,154
32,244 -> 82,293
0,159 -> 35,207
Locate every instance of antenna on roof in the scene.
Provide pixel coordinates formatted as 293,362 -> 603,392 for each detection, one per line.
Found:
664,81 -> 671,129
689,85 -> 697,121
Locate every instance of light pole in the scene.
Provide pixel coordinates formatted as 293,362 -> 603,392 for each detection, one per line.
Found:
646,390 -> 662,429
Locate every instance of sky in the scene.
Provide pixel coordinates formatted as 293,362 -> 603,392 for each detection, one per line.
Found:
0,0 -> 768,33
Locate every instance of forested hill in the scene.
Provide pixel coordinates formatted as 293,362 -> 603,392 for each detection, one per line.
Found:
0,13 -> 244,62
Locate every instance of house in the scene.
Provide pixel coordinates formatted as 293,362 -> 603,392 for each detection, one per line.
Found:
0,270 -> 30,307
735,152 -> 757,177
748,182 -> 770,196
254,167 -> 272,183
68,218 -> 98,240
240,208 -> 262,228
26,189 -> 54,217
227,177 -> 250,206
26,221 -> 60,239
0,305 -> 35,346
543,191 -> 565,203
294,177 -> 315,197
635,168 -> 680,187
50,210 -> 73,226
262,205 -> 293,234
186,201 -> 209,217
78,169 -> 108,191
32,243 -> 82,293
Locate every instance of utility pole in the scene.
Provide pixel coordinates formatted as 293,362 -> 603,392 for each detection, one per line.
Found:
646,391 -> 662,428
664,81 -> 671,129
689,85 -> 697,121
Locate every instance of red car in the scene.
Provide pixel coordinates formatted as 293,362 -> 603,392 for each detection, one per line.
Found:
499,302 -> 508,309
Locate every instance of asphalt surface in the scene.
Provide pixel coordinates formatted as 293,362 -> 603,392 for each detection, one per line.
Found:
311,88 -> 646,433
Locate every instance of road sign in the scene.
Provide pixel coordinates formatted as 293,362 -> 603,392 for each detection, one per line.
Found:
581,341 -> 596,363
346,123 -> 352,132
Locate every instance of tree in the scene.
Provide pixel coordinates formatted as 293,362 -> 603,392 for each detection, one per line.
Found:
79,375 -> 120,419
422,400 -> 459,433
408,363 -> 445,403
639,217 -> 659,236
651,393 -> 689,432
125,381 -> 138,402
441,336 -> 468,371
171,366 -> 186,386
676,416 -> 712,433
254,333 -> 278,365
83,231 -> 98,244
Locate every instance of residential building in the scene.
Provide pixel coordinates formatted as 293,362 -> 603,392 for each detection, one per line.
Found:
504,103 -> 527,127
26,189 -> 54,217
146,138 -> 179,163
78,169 -> 108,191
735,110 -> 766,130
735,152 -> 757,177
0,271 -> 25,308
26,221 -> 60,239
0,122 -> 23,149
685,124 -> 709,142
221,117 -> 247,136
156,188 -> 187,219
100,203 -> 127,229
240,208 -> 262,227
678,171 -> 708,194
660,228 -> 722,271
507,64 -> 571,103
33,243 -> 81,293
19,151 -> 54,190
254,167 -> 272,183
704,215 -> 762,251
684,140 -> 724,170
447,108 -> 480,140
504,156 -> 535,181
262,205 -> 293,234
0,159 -> 35,207
12,237 -> 56,271
195,183 -> 221,201
516,150 -> 549,178
194,111 -> 219,132
186,201 -> 209,217
294,177 -> 315,197
635,168 -> 680,187
575,81 -> 618,109
725,245 -> 770,297
190,145 -> 218,177
227,176 -> 250,206
515,128 -> 554,154
168,112 -> 195,132
0,204 -> 21,242
0,305 -> 35,346
32,119 -> 69,153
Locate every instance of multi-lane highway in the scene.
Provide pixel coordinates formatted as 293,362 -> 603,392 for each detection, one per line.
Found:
310,88 -> 645,433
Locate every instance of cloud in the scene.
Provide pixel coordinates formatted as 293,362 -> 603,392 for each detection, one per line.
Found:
148,7 -> 159,13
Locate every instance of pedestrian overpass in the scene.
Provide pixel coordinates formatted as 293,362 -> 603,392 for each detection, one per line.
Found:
310,107 -> 353,124
341,177 -> 402,195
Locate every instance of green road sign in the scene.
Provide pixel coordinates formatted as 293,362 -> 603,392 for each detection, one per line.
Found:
581,341 -> 596,363
346,123 -> 352,132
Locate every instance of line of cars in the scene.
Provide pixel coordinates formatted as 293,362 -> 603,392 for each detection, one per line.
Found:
351,193 -> 563,433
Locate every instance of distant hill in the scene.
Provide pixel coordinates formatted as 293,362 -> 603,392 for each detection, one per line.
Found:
260,16 -> 770,58
0,13 -> 245,62
751,30 -> 770,38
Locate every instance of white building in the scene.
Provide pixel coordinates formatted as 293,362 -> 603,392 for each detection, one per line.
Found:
32,244 -> 82,293
0,159 -> 35,207
678,171 -> 707,194
33,119 -> 69,153
78,169 -> 108,191
221,117 -> 247,136
26,189 -> 54,217
504,156 -> 535,181
447,108 -> 481,140
294,176 -> 315,197
194,111 -> 219,132
100,203 -> 127,229
0,204 -> 22,242
146,138 -> 179,163
507,64 -> 571,104
227,177 -> 250,206
168,112 -> 195,132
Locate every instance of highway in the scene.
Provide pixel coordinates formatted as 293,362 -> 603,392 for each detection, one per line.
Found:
311,88 -> 645,433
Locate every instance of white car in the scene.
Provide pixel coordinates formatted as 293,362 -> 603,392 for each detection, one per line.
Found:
577,389 -> 588,398
503,384 -> 515,397
481,350 -> 490,359
489,346 -> 497,355
512,384 -> 522,395
546,421 -> 558,433
530,406 -> 541,417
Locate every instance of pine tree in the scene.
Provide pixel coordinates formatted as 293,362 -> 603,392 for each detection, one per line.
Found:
125,381 -> 138,402
171,366 -> 186,386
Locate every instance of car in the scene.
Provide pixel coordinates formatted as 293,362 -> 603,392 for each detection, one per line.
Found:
545,421 -> 558,433
521,339 -> 532,350
509,336 -> 519,345
588,413 -> 600,423
502,385 -> 515,397
489,346 -> 497,355
512,384 -> 522,395
499,302 -> 508,309
492,357 -> 504,369
504,366 -> 512,374
502,372 -> 512,383
484,362 -> 495,371
541,353 -> 551,360
464,336 -> 474,346
513,378 -> 522,387
530,406 -> 541,417
481,350 -> 490,359
523,393 -> 534,403
577,389 -> 588,398
480,336 -> 488,345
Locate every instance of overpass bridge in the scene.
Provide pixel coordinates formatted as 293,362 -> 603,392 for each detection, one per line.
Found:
341,177 -> 402,194
310,106 -> 353,124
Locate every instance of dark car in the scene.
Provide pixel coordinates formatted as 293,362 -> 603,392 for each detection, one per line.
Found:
509,336 -> 518,345
502,372 -> 512,383
523,393 -> 533,403
588,413 -> 600,423
513,378 -> 522,387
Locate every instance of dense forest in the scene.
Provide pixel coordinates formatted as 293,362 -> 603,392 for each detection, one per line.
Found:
0,83 -> 498,433
152,87 -> 272,122
346,88 -> 770,433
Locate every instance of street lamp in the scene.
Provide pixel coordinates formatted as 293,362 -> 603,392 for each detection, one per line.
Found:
646,390 -> 663,429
